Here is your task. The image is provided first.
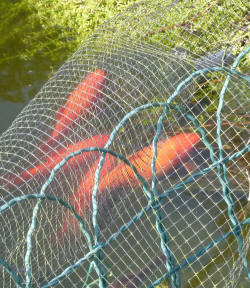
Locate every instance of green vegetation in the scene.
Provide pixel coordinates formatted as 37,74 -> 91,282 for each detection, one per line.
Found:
0,0 -> 248,105
0,0 -> 141,102
0,0 -> 141,65
2,0 -> 247,65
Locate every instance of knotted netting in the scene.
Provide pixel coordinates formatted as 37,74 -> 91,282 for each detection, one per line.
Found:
0,0 -> 249,287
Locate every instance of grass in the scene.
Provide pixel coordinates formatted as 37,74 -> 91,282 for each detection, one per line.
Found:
0,0 -> 141,65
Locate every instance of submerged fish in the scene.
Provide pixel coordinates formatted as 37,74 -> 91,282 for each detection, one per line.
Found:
40,69 -> 106,152
2,134 -> 109,189
1,70 -> 107,190
99,133 -> 200,191
52,69 -> 106,139
55,152 -> 118,242
55,133 -> 201,242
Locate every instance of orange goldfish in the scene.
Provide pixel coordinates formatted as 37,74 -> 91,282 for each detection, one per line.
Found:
3,134 -> 109,189
2,70 -> 107,189
51,69 -> 106,139
55,133 -> 200,242
99,133 -> 200,191
40,69 -> 106,152
55,152 -> 118,242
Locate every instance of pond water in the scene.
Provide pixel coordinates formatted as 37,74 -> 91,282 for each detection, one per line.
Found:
0,56 -> 57,134
0,1 -> 65,135
0,100 -> 26,134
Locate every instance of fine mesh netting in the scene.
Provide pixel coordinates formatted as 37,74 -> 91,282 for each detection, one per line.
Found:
0,0 -> 249,287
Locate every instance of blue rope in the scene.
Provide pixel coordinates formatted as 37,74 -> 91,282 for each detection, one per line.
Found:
150,218 -> 250,288
81,262 -> 94,288
90,103 -> 182,287
0,143 -> 249,287
43,215 -> 250,288
0,46 -> 249,288
151,105 -> 179,287
0,146 -> 153,288
89,60 -> 250,285
215,46 -> 250,277
0,259 -> 24,288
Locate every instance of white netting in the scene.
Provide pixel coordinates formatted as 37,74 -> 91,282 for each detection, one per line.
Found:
0,1 -> 249,287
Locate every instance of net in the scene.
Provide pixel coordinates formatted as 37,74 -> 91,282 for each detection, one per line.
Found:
0,1 -> 249,287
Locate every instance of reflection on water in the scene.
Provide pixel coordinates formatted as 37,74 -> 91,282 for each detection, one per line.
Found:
0,57 -> 56,135
0,100 -> 26,135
